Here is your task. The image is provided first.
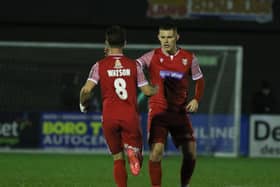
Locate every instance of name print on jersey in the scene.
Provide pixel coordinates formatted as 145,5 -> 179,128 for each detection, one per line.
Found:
107,59 -> 131,77
107,69 -> 131,77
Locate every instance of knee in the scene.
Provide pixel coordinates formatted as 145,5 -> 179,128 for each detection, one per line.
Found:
113,152 -> 124,161
181,142 -> 197,160
149,143 -> 164,162
183,150 -> 196,160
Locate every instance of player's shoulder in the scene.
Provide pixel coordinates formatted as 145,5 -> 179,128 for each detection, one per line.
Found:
142,48 -> 160,56
122,55 -> 135,62
152,48 -> 166,57
97,56 -> 109,64
179,48 -> 195,58
121,56 -> 138,66
154,48 -> 162,53
98,55 -> 134,63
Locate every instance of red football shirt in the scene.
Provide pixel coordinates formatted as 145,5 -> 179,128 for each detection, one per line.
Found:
88,54 -> 148,119
137,48 -> 203,109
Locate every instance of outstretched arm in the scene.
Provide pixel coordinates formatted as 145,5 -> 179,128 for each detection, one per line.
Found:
186,77 -> 205,112
79,80 -> 96,112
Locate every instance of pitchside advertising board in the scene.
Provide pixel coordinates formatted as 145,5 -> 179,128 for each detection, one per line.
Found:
0,115 -> 20,147
40,113 -> 238,155
0,112 -> 40,148
40,113 -> 107,151
192,114 -> 235,155
250,115 -> 280,158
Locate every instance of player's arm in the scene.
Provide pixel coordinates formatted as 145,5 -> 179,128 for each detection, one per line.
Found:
186,77 -> 205,112
80,62 -> 99,113
186,55 -> 205,112
136,50 -> 155,69
79,80 -> 96,113
136,59 -> 158,96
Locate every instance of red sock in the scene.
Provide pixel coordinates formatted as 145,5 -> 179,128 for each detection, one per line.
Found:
181,158 -> 196,186
114,159 -> 127,187
149,160 -> 162,186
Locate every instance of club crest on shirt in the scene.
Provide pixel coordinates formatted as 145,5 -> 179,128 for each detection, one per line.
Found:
114,59 -> 123,69
159,58 -> 164,63
182,58 -> 188,66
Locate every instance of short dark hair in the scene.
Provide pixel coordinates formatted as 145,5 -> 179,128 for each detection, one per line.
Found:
159,23 -> 178,32
105,25 -> 126,48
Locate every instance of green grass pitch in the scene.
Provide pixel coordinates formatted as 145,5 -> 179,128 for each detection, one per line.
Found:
0,152 -> 279,187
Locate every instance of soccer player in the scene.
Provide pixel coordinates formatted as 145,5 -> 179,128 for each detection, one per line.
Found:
79,25 -> 158,187
136,23 -> 205,187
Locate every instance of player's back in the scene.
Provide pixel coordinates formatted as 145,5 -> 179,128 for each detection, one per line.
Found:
98,55 -> 138,119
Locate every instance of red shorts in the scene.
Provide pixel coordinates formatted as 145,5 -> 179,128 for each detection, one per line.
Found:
148,104 -> 195,147
102,114 -> 142,154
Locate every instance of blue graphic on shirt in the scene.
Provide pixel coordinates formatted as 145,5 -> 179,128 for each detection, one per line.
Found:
160,70 -> 183,79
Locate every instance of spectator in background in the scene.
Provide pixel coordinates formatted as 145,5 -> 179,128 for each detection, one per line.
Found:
252,80 -> 278,114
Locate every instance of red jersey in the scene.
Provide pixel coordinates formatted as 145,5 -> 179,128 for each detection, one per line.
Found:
88,54 -> 148,119
137,48 -> 203,110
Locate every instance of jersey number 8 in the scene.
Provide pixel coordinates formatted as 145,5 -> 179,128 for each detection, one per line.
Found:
114,78 -> 128,100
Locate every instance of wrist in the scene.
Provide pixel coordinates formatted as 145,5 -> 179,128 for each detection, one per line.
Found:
79,103 -> 88,113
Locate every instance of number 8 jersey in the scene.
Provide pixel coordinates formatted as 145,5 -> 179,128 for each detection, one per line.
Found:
88,54 -> 148,119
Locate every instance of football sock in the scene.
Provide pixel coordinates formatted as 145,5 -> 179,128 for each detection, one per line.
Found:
126,148 -> 140,176
114,159 -> 127,187
181,158 -> 196,186
149,160 -> 162,187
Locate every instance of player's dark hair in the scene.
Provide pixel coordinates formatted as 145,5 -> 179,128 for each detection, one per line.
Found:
105,25 -> 126,48
159,23 -> 178,32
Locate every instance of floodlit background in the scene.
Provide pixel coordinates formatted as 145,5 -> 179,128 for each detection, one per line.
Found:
0,1 -> 280,186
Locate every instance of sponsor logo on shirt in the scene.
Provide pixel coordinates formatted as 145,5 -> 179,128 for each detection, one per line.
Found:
160,70 -> 183,79
182,58 -> 188,66
114,59 -> 123,69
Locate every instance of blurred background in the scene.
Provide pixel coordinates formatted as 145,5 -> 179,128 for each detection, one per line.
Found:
0,0 -> 280,158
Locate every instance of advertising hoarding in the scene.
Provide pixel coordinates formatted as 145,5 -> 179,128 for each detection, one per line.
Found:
250,115 -> 280,158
